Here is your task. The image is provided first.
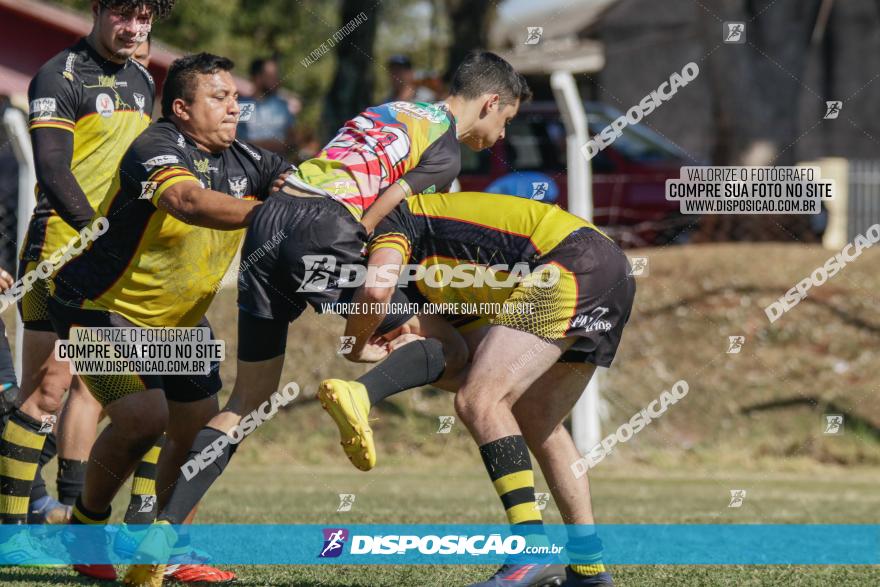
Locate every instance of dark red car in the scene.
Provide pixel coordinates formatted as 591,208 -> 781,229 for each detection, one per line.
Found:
457,101 -> 701,246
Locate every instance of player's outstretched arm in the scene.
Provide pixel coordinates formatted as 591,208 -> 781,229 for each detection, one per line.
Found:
157,181 -> 261,230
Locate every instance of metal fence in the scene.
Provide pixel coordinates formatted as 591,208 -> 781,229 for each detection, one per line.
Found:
847,160 -> 880,241
0,115 -> 19,272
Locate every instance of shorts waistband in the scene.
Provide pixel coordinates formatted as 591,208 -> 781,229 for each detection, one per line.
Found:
279,185 -> 327,199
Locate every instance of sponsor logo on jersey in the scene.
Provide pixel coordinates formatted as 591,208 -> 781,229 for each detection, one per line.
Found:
131,58 -> 154,85
134,93 -> 146,114
388,101 -> 447,124
63,53 -> 76,80
30,98 -> 57,120
96,93 -> 115,117
235,140 -> 262,161
142,155 -> 180,170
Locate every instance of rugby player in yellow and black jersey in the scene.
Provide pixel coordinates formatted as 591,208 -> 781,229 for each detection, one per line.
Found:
0,1 -> 174,575
44,53 -> 288,582
323,193 -> 635,587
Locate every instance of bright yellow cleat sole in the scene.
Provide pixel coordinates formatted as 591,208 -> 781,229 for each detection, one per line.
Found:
318,379 -> 376,471
123,563 -> 165,587
123,520 -> 175,587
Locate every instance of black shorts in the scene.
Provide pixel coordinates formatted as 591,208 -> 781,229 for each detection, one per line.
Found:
47,298 -> 222,406
461,229 -> 635,367
238,193 -> 368,322
538,228 -> 635,367
236,194 -> 414,361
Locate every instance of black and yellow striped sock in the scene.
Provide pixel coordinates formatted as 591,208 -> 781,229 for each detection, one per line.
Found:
124,435 -> 164,525
71,496 -> 111,526
67,497 -> 112,565
0,410 -> 48,524
567,533 -> 607,577
479,435 -> 544,527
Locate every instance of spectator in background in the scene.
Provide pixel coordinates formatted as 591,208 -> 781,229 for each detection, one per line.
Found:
385,55 -> 437,103
238,57 -> 296,155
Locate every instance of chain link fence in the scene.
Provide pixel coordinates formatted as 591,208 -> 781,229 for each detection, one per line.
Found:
0,104 -> 20,272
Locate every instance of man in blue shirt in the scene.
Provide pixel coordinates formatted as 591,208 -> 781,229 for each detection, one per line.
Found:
237,57 -> 296,156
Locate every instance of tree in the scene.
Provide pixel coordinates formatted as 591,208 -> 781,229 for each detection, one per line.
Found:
50,0 -> 338,129
442,0 -> 496,81
318,0 -> 382,142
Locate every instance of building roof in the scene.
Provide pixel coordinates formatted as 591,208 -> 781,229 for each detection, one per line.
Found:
490,0 -> 618,74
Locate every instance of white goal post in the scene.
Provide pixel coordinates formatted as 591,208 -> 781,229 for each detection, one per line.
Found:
550,71 -> 603,454
3,106 -> 36,383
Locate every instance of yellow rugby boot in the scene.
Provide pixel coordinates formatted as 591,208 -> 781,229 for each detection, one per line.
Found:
318,379 -> 376,471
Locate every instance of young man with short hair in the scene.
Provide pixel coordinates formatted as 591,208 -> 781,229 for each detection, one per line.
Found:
0,0 -> 174,568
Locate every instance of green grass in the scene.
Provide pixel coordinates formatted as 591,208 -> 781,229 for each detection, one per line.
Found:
2,242 -> 879,585
1,463 -> 878,586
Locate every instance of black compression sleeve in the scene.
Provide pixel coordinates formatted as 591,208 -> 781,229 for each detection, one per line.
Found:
31,128 -> 95,231
359,338 -> 446,405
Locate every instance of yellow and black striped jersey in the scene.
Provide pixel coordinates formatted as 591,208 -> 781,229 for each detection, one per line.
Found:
51,119 -> 291,327
369,192 -> 609,306
22,37 -> 154,263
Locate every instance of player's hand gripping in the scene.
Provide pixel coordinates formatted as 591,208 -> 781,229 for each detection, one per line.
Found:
271,171 -> 292,192
347,334 -> 391,363
0,267 -> 12,292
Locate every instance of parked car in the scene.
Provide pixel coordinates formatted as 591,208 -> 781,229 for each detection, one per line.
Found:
457,101 -> 702,246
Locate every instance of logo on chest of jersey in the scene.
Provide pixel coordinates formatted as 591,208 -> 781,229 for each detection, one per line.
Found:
133,93 -> 146,114
194,159 -> 211,174
96,93 -> 115,117
229,176 -> 248,198
97,75 -> 126,88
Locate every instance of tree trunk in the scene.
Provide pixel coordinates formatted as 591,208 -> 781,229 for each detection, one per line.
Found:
443,0 -> 495,82
320,0 -> 382,143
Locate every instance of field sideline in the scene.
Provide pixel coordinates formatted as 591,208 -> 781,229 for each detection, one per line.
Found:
1,463 -> 878,586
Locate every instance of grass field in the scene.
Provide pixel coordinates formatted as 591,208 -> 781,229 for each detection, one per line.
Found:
1,461 -> 878,586
2,242 -> 879,585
